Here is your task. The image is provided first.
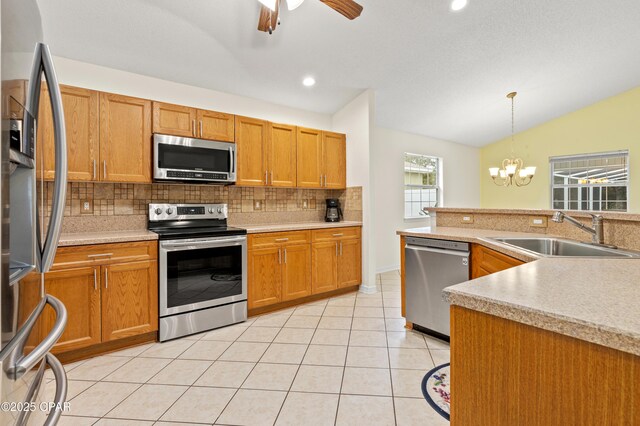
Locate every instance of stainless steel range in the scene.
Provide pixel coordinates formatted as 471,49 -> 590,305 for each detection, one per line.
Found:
148,203 -> 247,341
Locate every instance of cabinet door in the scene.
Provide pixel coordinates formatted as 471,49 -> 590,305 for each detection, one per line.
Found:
248,247 -> 282,309
152,102 -> 196,137
99,93 -> 152,182
38,85 -> 99,181
101,260 -> 158,342
236,116 -> 268,186
42,267 -> 102,353
282,244 -> 311,301
337,238 -> 362,288
296,127 -> 323,188
268,123 -> 297,187
323,131 -> 347,189
312,241 -> 338,294
198,110 -> 235,142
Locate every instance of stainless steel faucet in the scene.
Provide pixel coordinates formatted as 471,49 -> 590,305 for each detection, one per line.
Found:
551,211 -> 606,245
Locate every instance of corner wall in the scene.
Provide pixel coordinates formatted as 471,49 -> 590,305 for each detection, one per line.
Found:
373,127 -> 481,272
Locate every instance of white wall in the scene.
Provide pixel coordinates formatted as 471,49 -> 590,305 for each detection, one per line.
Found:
52,57 -> 332,129
332,90 -> 377,292
373,127 -> 481,272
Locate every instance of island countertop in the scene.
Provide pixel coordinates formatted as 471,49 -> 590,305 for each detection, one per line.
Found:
397,226 -> 640,356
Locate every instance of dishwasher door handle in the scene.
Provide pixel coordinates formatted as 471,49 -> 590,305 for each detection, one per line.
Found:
405,244 -> 469,258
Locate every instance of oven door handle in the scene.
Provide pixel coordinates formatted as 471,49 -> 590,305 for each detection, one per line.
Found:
161,237 -> 246,250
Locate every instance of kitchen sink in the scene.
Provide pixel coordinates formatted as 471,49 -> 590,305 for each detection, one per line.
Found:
484,237 -> 640,258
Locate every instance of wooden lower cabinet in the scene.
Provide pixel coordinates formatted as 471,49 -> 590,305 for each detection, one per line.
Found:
248,247 -> 282,309
337,238 -> 362,287
311,241 -> 338,294
471,243 -> 524,279
101,260 -> 158,342
281,244 -> 312,301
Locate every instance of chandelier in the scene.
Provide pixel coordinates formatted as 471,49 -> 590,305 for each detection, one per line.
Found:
489,92 -> 536,187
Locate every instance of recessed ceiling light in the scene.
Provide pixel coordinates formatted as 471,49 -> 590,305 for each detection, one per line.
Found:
303,77 -> 316,87
450,0 -> 468,12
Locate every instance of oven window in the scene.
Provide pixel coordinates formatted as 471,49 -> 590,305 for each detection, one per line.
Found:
158,143 -> 230,172
166,245 -> 243,309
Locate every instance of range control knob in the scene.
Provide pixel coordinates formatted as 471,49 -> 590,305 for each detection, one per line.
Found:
166,207 -> 174,215
154,208 -> 162,215
217,207 -> 223,214
208,208 -> 215,214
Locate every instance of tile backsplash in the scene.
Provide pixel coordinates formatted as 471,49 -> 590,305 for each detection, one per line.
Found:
48,182 -> 363,233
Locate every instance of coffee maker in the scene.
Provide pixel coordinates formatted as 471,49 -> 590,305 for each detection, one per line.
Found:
325,198 -> 343,222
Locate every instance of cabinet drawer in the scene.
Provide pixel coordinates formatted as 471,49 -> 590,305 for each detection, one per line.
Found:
312,227 -> 361,242
471,244 -> 524,279
51,241 -> 158,270
249,231 -> 310,249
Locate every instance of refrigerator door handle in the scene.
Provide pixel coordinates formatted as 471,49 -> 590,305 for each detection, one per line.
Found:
27,43 -> 68,273
42,353 -> 68,426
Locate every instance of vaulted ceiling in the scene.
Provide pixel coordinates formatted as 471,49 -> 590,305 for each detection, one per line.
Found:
37,0 -> 640,146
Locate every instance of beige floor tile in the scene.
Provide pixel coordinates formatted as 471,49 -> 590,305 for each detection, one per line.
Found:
292,305 -> 326,316
302,345 -> 347,366
394,397 -> 449,426
382,290 -> 400,298
252,314 -> 290,327
275,392 -> 339,426
160,386 -> 235,424
341,367 -> 392,396
67,356 -> 132,381
139,340 -> 194,359
260,343 -> 308,364
349,330 -> 388,347
155,422 -> 201,426
284,315 -> 321,329
67,382 -> 140,417
311,329 -> 350,346
336,395 -> 395,426
200,324 -> 249,341
385,318 -> 408,331
387,331 -> 428,348
356,293 -> 382,301
290,365 -> 344,393
355,298 -> 383,307
306,299 -> 329,307
353,307 -> 385,318
105,343 -> 154,357
391,368 -> 426,398
218,341 -> 270,362
322,306 -> 355,317
57,417 -> 100,426
425,335 -> 450,350
95,419 -> 153,426
194,360 -> 255,388
106,384 -> 187,421
388,348 -> 434,370
430,349 -> 451,366
274,328 -> 315,344
384,307 -> 403,319
236,326 -> 281,342
217,389 -> 287,426
148,359 -> 212,385
380,270 -> 400,278
346,346 -> 389,368
102,357 -> 170,383
326,297 -> 356,307
317,316 -> 352,330
351,317 -> 386,331
383,298 -> 402,308
242,362 -> 299,391
178,340 -> 232,361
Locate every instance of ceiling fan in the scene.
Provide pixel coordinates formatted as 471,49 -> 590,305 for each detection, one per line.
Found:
257,0 -> 363,34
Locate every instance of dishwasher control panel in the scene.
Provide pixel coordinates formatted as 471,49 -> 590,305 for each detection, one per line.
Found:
405,237 -> 469,252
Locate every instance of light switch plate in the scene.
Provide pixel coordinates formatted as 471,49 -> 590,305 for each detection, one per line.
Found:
81,200 -> 93,214
253,200 -> 263,211
529,216 -> 548,228
460,215 -> 474,224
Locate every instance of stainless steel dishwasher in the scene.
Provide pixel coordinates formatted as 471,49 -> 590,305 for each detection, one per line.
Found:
405,237 -> 470,338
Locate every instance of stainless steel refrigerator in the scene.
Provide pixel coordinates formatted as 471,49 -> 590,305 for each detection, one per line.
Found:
1,0 -> 69,424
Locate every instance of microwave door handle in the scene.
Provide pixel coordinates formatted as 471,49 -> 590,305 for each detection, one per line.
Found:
229,146 -> 235,174
29,43 -> 68,273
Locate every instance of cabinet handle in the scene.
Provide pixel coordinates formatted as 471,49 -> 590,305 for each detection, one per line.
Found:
332,233 -> 343,237
336,242 -> 338,256
93,159 -> 97,180
320,175 -> 322,186
265,171 -> 268,185
278,248 -> 282,264
340,241 -> 343,256
104,267 -> 108,289
192,119 -> 196,137
324,175 -> 327,187
200,120 -> 203,137
87,253 -> 113,258
93,268 -> 97,290
270,170 -> 273,185
284,248 -> 287,264
103,160 -> 107,179
275,238 -> 289,242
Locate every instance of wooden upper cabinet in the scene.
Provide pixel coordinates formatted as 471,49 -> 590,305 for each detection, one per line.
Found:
198,109 -> 234,142
99,93 -> 152,183
268,123 -> 297,187
152,102 -> 196,138
101,260 -> 158,342
323,131 -> 347,189
281,244 -> 311,301
236,115 -> 269,186
296,127 -> 323,188
37,85 -> 99,181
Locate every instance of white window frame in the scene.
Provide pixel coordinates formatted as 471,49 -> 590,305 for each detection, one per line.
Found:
549,150 -> 629,212
403,153 -> 442,219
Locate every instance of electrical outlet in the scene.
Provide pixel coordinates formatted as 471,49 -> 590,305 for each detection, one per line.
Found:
529,216 -> 548,228
81,200 -> 93,214
302,199 -> 308,209
253,200 -> 263,211
460,214 -> 474,224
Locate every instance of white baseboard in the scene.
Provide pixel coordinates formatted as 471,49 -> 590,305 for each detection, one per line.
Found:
376,264 -> 400,274
359,283 -> 378,294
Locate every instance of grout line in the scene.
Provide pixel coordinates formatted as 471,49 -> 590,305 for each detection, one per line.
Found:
381,273 -> 399,426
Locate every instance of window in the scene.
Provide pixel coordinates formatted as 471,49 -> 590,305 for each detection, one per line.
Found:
550,150 -> 629,212
404,153 -> 441,218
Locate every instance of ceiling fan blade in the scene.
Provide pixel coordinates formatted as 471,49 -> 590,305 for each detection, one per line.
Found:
320,0 -> 363,20
257,1 -> 280,33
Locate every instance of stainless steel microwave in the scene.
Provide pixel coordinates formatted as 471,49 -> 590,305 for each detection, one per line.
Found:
153,134 -> 236,183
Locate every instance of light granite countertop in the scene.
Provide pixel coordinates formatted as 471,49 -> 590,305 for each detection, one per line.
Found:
58,230 -> 159,247
237,221 -> 363,234
397,226 -> 640,356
